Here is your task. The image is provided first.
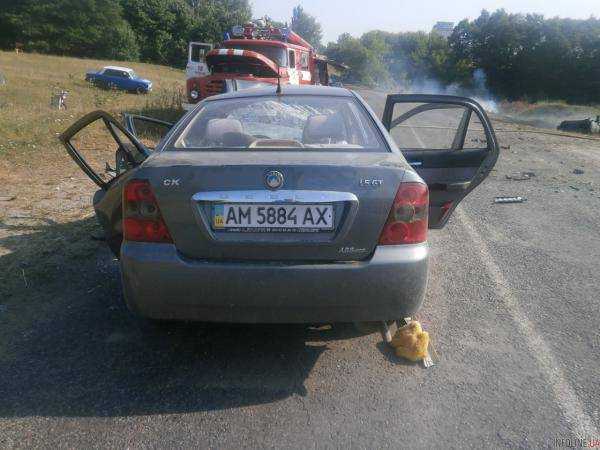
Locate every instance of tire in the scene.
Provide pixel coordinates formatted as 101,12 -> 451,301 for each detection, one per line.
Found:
135,86 -> 145,95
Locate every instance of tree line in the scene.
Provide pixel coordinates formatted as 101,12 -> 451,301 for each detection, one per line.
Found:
0,0 -> 323,68
0,0 -> 252,67
325,10 -> 600,104
1,3 -> 598,103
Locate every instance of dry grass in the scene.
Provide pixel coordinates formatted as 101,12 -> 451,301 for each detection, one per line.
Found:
0,52 -> 185,206
500,99 -> 600,118
0,51 -> 184,166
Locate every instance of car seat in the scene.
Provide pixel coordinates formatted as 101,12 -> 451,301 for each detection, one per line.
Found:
302,114 -> 347,145
205,118 -> 254,147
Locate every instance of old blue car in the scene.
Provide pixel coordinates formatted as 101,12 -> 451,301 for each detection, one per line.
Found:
85,66 -> 152,94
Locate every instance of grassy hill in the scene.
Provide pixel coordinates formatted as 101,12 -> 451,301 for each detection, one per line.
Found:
0,51 -> 185,167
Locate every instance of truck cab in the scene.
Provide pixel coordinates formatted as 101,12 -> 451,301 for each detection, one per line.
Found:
183,21 -> 328,110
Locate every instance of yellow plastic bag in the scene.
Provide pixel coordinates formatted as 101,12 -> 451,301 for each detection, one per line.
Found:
389,321 -> 430,362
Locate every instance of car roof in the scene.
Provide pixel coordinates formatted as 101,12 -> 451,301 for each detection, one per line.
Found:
204,85 -> 354,101
102,66 -> 133,72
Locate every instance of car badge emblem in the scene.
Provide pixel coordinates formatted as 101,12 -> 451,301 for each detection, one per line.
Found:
265,170 -> 284,190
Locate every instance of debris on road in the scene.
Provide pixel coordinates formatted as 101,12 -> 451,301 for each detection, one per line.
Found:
494,196 -> 527,204
557,116 -> 600,134
0,195 -> 16,201
569,185 -> 580,191
389,320 -> 430,363
506,171 -> 535,181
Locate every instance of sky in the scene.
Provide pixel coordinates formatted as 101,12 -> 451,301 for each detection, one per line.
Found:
251,0 -> 599,43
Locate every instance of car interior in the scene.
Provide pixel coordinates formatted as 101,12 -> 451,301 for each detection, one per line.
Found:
199,114 -> 359,148
174,96 -> 385,150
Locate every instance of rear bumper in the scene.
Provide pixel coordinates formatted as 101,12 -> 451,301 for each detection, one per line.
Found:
121,242 -> 429,323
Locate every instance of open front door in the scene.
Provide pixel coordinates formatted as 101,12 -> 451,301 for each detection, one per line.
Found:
187,42 -> 213,78
59,110 -> 150,190
123,114 -> 174,150
382,94 -> 499,228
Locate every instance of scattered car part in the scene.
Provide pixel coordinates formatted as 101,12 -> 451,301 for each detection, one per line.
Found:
558,116 -> 600,134
381,321 -> 393,343
494,196 -> 527,204
506,172 -> 535,181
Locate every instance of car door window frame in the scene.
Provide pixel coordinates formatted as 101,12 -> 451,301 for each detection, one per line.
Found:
59,110 -> 150,190
388,102 -> 472,151
383,94 -> 498,182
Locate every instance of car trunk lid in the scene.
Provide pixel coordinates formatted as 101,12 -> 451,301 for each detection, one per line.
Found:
138,151 -> 409,262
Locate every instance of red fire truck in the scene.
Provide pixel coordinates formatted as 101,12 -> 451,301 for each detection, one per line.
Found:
184,20 -> 331,110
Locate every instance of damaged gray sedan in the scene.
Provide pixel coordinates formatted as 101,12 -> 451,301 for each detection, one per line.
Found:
60,86 -> 498,323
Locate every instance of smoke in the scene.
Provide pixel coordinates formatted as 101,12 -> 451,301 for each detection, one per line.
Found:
471,69 -> 499,113
391,68 -> 499,114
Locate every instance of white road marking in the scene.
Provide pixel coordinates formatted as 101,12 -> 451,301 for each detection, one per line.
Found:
456,208 -> 599,439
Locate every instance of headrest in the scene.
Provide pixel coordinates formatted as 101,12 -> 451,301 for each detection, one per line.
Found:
205,118 -> 243,144
302,114 -> 346,144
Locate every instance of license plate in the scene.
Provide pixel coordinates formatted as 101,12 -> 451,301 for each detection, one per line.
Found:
212,204 -> 334,232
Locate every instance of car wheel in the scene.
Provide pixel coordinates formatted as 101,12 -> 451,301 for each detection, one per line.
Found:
135,86 -> 145,95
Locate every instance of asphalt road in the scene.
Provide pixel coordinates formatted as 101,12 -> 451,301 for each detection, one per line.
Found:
1,89 -> 599,448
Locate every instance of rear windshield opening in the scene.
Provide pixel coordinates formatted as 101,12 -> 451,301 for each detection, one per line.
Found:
173,95 -> 387,152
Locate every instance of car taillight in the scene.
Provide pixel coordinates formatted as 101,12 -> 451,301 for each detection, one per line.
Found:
123,179 -> 173,243
378,182 -> 428,245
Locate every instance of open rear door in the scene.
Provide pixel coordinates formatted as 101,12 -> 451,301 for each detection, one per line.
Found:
382,94 -> 499,228
59,110 -> 152,255
59,110 -> 150,189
